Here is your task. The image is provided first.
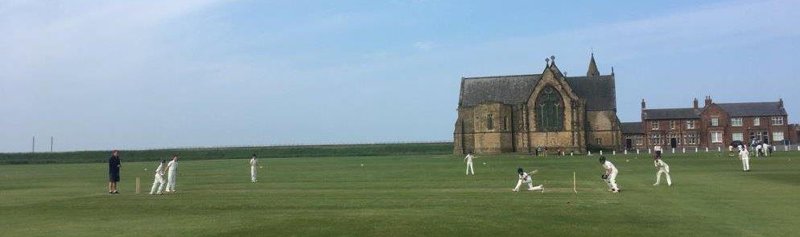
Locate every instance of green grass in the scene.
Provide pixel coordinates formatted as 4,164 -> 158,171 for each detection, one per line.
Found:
0,142 -> 452,164
1,152 -> 799,236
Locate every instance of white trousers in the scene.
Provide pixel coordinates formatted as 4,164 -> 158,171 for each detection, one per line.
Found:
606,171 -> 619,191
513,179 -> 542,191
655,169 -> 671,185
465,162 -> 474,175
741,158 -> 750,171
150,174 -> 165,194
166,172 -> 176,192
251,166 -> 257,182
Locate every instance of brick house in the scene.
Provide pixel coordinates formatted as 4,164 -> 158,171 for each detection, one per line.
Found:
622,96 -> 792,150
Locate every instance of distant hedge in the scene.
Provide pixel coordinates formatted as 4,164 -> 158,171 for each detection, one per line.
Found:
0,142 -> 454,165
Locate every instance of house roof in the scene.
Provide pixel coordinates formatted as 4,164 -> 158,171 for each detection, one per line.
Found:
642,108 -> 700,120
621,122 -> 643,134
716,102 -> 787,117
458,74 -> 616,111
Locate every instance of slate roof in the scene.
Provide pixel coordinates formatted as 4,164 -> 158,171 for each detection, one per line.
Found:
642,108 -> 700,120
716,102 -> 787,117
621,122 -> 643,134
458,74 -> 617,111
565,75 -> 616,111
459,74 -> 540,107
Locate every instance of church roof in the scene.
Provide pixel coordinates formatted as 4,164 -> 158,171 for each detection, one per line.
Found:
459,74 -> 540,107
620,122 -> 643,134
716,102 -> 787,117
565,75 -> 616,111
643,108 -> 700,120
458,74 -> 617,111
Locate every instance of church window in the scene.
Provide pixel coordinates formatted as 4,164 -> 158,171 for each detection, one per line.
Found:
535,86 -> 564,132
486,114 -> 494,130
503,116 -> 509,131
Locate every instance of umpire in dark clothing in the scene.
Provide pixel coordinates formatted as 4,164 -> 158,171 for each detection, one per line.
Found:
108,150 -> 121,194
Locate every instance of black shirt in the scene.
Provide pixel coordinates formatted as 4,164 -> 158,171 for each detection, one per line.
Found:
109,156 -> 121,173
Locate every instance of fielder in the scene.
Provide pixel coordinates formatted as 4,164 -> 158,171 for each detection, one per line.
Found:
512,167 -> 543,192
149,159 -> 166,195
739,146 -> 750,172
653,152 -> 672,186
464,151 -> 475,175
599,156 -> 620,193
165,155 -> 179,192
250,154 -> 258,183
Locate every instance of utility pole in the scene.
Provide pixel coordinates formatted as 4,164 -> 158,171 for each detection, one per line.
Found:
50,136 -> 54,152
32,136 -> 35,153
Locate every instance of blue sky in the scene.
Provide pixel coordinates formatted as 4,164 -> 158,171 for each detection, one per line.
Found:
1,0 -> 798,152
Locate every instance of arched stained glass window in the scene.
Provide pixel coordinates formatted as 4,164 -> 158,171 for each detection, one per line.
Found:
536,86 -> 564,131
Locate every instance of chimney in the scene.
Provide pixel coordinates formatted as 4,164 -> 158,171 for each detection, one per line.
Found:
641,99 -> 646,110
779,98 -> 784,108
693,98 -> 699,109
704,96 -> 713,107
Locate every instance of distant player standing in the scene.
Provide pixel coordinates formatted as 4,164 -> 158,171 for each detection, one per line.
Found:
165,155 -> 179,192
599,156 -> 620,193
739,146 -> 751,172
107,150 -> 121,194
464,151 -> 475,175
512,167 -> 543,192
653,151 -> 672,186
250,154 -> 258,183
149,159 -> 166,195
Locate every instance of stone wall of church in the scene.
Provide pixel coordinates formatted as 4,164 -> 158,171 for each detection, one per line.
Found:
453,102 -> 515,154
586,110 -> 622,149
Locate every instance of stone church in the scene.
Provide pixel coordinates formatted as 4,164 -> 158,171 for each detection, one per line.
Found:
453,55 -> 621,154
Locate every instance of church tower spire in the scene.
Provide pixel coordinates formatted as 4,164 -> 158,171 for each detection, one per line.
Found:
586,53 -> 600,77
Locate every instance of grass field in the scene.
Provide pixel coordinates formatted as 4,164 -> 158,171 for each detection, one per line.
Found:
1,152 -> 799,236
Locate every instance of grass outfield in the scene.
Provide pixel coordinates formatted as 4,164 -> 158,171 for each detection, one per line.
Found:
1,152 -> 799,236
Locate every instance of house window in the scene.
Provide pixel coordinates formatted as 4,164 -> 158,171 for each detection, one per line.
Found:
635,136 -> 643,145
732,133 -> 743,141
486,114 -> 494,130
711,131 -> 723,143
650,134 -> 662,145
711,117 -> 719,127
651,121 -> 659,130
731,118 -> 743,127
753,118 -> 760,126
684,133 -> 698,145
772,117 -> 784,125
669,121 -> 676,130
686,120 -> 695,129
535,86 -> 564,132
773,132 -> 784,142
595,138 -> 602,145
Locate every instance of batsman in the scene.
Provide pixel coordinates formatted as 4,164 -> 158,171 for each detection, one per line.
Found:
599,156 -> 620,193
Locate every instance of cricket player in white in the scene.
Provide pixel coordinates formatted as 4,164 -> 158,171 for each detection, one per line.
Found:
762,143 -> 770,157
755,144 -> 762,157
250,154 -> 258,183
165,155 -> 178,192
653,155 -> 672,186
149,159 -> 166,195
464,152 -> 475,175
512,167 -> 543,192
599,156 -> 620,193
739,146 -> 750,171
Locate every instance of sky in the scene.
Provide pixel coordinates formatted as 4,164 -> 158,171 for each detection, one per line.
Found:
1,0 -> 798,152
